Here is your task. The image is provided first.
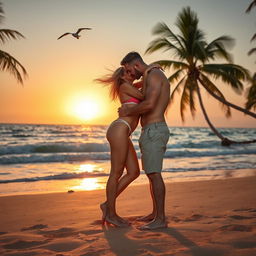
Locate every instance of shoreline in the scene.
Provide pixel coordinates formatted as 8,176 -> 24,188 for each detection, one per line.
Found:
0,168 -> 255,198
0,175 -> 255,255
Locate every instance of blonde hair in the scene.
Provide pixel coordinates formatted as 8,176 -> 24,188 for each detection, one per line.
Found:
95,67 -> 125,101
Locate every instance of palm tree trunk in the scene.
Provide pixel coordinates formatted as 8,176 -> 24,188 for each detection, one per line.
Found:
198,77 -> 256,118
196,84 -> 231,145
196,84 -> 256,146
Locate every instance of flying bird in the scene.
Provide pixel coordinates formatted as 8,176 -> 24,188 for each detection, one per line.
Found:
57,27 -> 92,40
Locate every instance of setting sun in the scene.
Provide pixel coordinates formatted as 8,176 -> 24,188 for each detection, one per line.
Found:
73,99 -> 99,120
67,93 -> 103,122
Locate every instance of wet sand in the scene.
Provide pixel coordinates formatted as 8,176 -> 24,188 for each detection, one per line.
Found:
0,176 -> 255,256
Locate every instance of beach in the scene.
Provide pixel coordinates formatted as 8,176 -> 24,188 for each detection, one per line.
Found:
0,175 -> 255,256
1,124 -> 256,196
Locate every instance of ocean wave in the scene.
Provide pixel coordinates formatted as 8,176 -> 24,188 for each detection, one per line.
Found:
0,148 -> 255,165
0,171 -> 109,184
0,142 -> 110,155
164,148 -> 256,158
0,164 -> 254,184
0,152 -> 111,164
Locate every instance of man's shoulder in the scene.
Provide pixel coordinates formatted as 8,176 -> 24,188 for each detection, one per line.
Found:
148,68 -> 167,83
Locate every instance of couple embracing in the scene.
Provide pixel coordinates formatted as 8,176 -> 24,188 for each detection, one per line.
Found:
97,52 -> 170,230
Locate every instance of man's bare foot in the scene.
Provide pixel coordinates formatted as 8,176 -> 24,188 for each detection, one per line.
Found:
136,213 -> 155,222
105,216 -> 130,228
138,218 -> 167,230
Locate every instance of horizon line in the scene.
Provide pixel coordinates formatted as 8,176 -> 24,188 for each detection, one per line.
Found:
0,122 -> 254,129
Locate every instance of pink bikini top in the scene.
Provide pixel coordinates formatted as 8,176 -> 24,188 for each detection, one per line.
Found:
122,97 -> 141,104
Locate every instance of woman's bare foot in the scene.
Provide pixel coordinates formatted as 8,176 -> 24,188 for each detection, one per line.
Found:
105,215 -> 130,227
100,202 -> 129,224
136,213 -> 155,222
100,202 -> 107,223
138,218 -> 167,230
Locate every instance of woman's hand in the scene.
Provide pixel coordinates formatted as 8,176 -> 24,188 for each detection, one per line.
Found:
133,81 -> 143,89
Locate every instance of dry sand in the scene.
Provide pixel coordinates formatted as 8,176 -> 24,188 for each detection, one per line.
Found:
0,176 -> 255,256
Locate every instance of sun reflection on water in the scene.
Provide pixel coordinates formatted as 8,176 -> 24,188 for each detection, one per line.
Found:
72,178 -> 105,191
78,164 -> 94,173
69,163 -> 106,191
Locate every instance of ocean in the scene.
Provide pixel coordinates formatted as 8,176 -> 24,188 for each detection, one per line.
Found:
0,123 -> 255,196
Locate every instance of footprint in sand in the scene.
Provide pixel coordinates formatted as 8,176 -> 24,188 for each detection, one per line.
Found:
231,240 -> 256,249
218,224 -> 253,232
79,230 -> 103,235
211,215 -> 225,219
229,215 -> 254,220
184,214 -> 204,222
233,208 -> 256,213
3,239 -> 48,250
21,224 -> 48,231
41,240 -> 83,253
170,216 -> 182,222
39,227 -> 78,238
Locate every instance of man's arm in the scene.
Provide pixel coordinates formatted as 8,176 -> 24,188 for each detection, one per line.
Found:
119,71 -> 162,117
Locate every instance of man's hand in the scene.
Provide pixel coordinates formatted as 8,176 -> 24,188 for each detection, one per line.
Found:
118,104 -> 129,117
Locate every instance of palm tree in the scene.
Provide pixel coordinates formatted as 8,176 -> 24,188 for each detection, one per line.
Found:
246,73 -> 256,111
0,2 -> 27,84
245,0 -> 256,110
145,7 -> 256,146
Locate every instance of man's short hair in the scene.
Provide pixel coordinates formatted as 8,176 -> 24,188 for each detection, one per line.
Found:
120,52 -> 143,65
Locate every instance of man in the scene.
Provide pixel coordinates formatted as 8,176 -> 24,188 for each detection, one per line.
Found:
119,52 -> 170,230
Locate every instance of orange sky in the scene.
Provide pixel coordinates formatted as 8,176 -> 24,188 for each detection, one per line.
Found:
0,0 -> 255,128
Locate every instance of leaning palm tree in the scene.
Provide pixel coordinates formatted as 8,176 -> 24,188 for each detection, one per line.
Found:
0,2 -> 27,84
245,0 -> 256,110
146,7 -> 256,146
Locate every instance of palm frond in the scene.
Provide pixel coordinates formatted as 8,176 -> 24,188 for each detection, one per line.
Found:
199,74 -> 231,117
205,36 -> 234,62
251,33 -> 256,42
175,7 -> 199,40
246,0 -> 256,13
167,69 -> 184,82
248,47 -> 256,56
245,74 -> 256,110
145,37 -> 184,58
152,22 -> 185,51
180,81 -> 190,122
0,50 -> 27,84
153,60 -> 188,71
0,2 -> 4,24
0,29 -> 25,44
201,63 -> 250,94
175,7 -> 206,59
170,76 -> 186,101
166,75 -> 186,116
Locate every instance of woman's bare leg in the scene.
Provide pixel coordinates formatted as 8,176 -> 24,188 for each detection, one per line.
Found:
104,123 -> 130,227
116,138 -> 140,196
101,138 -> 140,223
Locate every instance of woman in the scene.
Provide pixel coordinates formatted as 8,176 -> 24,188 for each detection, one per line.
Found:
96,67 -> 144,227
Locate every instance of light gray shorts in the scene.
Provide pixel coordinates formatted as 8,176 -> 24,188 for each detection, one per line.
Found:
139,122 -> 169,174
